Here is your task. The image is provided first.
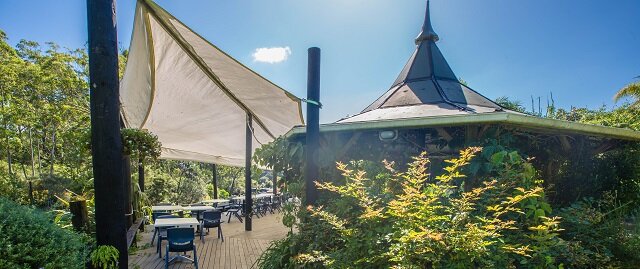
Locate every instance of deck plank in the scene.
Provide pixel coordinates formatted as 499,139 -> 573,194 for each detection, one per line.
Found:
129,213 -> 286,269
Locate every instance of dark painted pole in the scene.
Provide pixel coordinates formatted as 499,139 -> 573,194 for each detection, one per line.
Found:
87,0 -> 127,267
244,114 -> 253,231
138,158 -> 145,232
138,158 -> 145,192
123,156 -> 133,228
272,168 -> 278,195
212,163 -> 218,199
305,47 -> 321,206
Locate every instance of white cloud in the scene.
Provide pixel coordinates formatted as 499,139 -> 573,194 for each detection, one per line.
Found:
252,46 -> 291,63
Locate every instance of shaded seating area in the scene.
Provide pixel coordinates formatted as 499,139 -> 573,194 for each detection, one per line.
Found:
111,0 -> 304,266
130,209 -> 289,269
140,196 -> 290,267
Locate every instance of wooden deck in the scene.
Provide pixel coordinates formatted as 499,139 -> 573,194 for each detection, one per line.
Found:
129,212 -> 289,269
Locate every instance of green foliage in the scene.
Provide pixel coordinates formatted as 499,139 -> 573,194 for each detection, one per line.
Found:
260,148 -> 567,268
120,128 -> 161,162
144,161 -> 247,205
131,181 -> 150,221
146,176 -> 172,204
613,79 -> 640,107
551,104 -> 640,131
0,30 -> 123,210
495,96 -> 527,113
217,188 -> 230,198
0,197 -> 90,268
51,195 -> 97,234
557,193 -> 640,268
254,136 -> 304,192
90,245 -> 119,269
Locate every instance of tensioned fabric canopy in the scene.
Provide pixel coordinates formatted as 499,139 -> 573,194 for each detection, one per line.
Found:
120,0 -> 304,167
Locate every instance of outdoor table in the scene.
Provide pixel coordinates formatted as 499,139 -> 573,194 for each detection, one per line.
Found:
256,193 -> 274,199
202,199 -> 230,204
151,205 -> 183,212
182,206 -> 215,220
154,217 -> 200,230
231,193 -> 274,201
154,217 -> 200,264
153,217 -> 201,258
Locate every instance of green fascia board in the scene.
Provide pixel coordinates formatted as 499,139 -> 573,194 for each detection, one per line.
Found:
287,112 -> 640,141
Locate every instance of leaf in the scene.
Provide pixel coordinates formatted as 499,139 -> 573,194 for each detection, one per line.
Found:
534,208 -> 546,218
491,151 -> 507,165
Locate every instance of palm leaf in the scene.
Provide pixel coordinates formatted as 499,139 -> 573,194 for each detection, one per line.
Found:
613,82 -> 640,106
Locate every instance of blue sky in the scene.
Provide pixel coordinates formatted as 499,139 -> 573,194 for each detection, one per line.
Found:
1,0 -> 639,123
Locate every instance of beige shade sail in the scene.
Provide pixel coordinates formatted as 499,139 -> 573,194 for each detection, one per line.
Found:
120,0 -> 304,167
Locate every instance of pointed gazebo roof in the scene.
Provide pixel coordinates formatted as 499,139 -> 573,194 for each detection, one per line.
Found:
286,1 -> 640,141
339,1 -> 504,123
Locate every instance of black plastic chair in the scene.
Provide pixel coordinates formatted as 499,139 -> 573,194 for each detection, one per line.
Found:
226,202 -> 243,223
150,212 -> 173,245
200,210 -> 223,242
272,196 -> 282,212
165,228 -> 199,269
156,215 -> 180,258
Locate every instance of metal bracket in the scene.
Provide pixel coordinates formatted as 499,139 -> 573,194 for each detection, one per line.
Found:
301,98 -> 322,108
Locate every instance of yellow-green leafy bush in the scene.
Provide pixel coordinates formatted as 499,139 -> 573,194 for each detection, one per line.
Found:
260,148 -> 566,268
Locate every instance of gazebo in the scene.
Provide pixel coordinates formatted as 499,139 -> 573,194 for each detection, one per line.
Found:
287,1 -> 640,202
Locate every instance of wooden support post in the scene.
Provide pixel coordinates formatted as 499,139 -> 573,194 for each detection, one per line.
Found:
244,114 -> 253,231
69,200 -> 88,232
305,47 -> 321,206
436,127 -> 453,142
212,163 -> 218,199
138,158 -> 145,192
464,126 -> 479,145
272,168 -> 278,195
87,0 -> 128,266
123,155 -> 133,228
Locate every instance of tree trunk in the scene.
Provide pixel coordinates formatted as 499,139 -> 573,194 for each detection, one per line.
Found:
1,92 -> 12,175
28,181 -> 34,205
272,168 -> 278,195
69,200 -> 89,232
18,127 -> 28,179
21,161 -> 28,180
5,121 -> 12,175
138,158 -> 145,192
229,177 -> 236,195
29,127 -> 35,177
36,139 -> 42,175
50,124 -> 56,176
212,163 -> 218,199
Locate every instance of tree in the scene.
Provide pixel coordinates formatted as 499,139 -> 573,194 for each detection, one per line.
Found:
495,96 -> 527,113
613,78 -> 640,107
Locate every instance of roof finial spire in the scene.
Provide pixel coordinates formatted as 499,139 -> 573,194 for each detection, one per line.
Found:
415,0 -> 439,44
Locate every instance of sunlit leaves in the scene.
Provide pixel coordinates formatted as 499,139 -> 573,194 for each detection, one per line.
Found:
289,148 -> 566,268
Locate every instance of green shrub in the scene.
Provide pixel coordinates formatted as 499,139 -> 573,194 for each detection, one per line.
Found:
90,245 -> 119,269
557,194 -> 640,268
218,188 -> 230,198
259,148 -> 567,268
0,197 -> 90,268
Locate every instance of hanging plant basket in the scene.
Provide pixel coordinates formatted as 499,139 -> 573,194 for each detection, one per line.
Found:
120,128 -> 162,163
